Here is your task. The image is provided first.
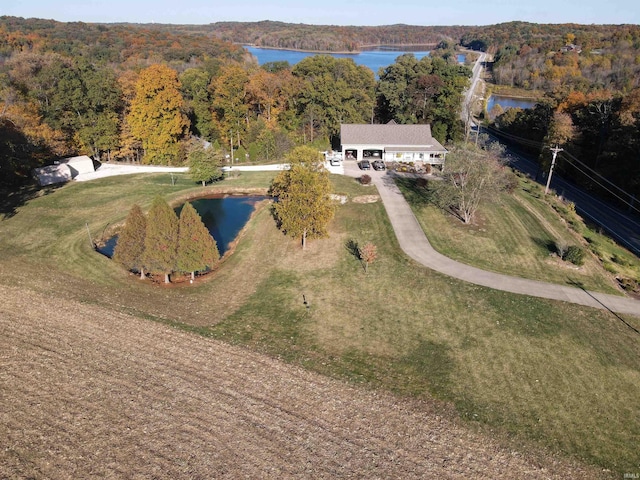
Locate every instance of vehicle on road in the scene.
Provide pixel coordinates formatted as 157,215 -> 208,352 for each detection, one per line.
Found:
372,160 -> 385,171
358,160 -> 371,170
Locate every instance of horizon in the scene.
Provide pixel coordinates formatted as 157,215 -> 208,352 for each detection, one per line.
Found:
4,0 -> 639,27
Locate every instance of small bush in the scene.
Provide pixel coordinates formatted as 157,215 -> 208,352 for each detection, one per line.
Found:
611,253 -> 631,267
415,177 -> 428,188
602,262 -> 618,274
360,174 -> 372,185
564,245 -> 585,266
503,170 -> 520,194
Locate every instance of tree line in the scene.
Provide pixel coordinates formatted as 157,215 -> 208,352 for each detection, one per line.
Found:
490,87 -> 640,202
0,17 -> 470,188
114,196 -> 219,283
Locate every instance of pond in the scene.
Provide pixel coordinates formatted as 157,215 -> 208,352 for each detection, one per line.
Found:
486,95 -> 537,113
98,195 -> 267,258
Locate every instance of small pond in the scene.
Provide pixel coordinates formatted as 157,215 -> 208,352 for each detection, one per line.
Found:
486,95 -> 537,113
98,195 -> 267,258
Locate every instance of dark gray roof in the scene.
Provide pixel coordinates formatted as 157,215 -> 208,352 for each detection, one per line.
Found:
340,124 -> 446,152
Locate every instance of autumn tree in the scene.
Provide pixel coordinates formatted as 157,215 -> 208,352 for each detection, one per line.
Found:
142,196 -> 179,283
127,64 -> 189,165
113,204 -> 147,279
358,242 -> 378,273
188,140 -> 223,186
176,202 -> 220,281
271,146 -> 335,249
210,65 -> 250,149
544,110 -> 575,147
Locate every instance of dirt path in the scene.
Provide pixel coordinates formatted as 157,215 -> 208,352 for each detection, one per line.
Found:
0,285 -> 605,479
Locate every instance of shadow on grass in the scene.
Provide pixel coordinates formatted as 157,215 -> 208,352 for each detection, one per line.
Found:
0,183 -> 64,220
399,339 -> 454,398
345,239 -> 360,260
531,237 -> 557,255
394,176 -> 436,207
568,279 -> 640,336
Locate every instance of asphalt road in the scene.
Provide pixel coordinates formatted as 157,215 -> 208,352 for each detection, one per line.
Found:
496,135 -> 640,257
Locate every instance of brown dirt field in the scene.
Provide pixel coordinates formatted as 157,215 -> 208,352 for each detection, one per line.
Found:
0,285 -> 607,479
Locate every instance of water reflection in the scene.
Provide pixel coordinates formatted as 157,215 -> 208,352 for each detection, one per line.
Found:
98,195 -> 266,258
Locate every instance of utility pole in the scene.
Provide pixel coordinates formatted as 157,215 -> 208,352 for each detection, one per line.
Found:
544,145 -> 563,195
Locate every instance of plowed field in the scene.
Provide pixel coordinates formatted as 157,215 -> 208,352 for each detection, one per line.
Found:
0,285 -> 605,479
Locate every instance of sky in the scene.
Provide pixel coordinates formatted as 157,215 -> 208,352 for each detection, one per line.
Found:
3,0 -> 639,26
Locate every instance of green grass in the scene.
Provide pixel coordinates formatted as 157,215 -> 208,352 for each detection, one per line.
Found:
1,172 -> 639,474
396,175 -> 625,294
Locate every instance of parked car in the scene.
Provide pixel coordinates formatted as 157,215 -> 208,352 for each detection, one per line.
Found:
372,160 -> 385,171
359,160 -> 371,170
329,157 -> 341,166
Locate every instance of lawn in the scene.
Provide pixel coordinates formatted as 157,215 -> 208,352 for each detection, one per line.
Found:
395,174 -> 627,294
0,171 -> 638,474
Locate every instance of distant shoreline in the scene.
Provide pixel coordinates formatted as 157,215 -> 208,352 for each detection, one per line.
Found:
242,44 -> 435,55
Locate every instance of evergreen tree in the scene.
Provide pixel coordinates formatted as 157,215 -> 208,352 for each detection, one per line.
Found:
113,204 -> 147,279
143,196 -> 179,283
176,202 -> 220,281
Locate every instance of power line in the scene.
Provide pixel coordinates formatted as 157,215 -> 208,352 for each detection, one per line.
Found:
557,153 -> 640,215
561,148 -> 634,199
485,124 -> 637,210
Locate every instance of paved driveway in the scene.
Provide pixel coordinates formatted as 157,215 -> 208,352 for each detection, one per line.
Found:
343,161 -> 640,317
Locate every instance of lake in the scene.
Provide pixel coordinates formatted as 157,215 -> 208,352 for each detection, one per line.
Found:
98,195 -> 266,258
486,95 -> 537,113
245,46 -> 431,75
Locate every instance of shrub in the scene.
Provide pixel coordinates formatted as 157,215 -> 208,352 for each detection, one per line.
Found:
415,177 -> 428,188
503,170 -> 520,194
565,245 -> 585,266
360,174 -> 372,185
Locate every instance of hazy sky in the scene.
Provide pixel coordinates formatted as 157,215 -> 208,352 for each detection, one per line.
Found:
4,0 -> 639,26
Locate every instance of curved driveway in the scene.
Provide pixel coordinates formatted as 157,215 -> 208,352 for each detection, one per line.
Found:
346,162 -> 640,317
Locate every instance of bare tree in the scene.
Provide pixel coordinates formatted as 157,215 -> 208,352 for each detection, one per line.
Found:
432,144 -> 512,224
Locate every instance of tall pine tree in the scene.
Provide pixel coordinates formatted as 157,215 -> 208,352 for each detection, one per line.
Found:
113,204 -> 147,279
143,196 -> 179,283
176,202 -> 220,281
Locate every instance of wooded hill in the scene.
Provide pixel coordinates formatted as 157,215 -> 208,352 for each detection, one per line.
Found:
1,16 -> 638,203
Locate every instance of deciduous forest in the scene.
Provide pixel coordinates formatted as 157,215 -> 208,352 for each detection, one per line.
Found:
1,17 -> 638,201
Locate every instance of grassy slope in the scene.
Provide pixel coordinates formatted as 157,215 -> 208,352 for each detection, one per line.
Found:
0,172 -> 638,474
396,175 -> 626,294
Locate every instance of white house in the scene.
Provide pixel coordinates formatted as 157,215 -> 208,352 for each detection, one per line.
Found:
340,122 -> 447,167
34,155 -> 96,186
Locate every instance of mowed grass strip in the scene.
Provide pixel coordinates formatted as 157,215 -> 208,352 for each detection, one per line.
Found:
0,172 -> 638,474
396,175 -> 623,294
